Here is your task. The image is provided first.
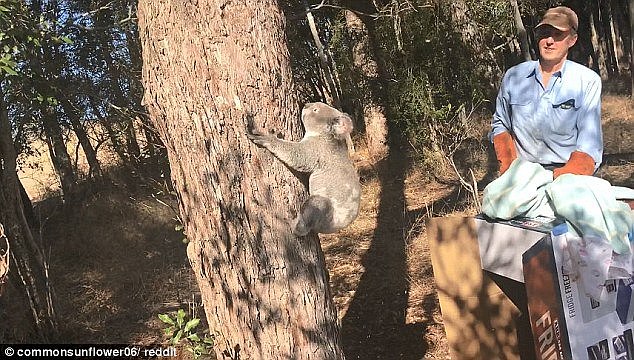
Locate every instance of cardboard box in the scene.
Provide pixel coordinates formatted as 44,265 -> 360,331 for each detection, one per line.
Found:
523,233 -> 634,359
475,214 -> 560,282
428,216 -> 558,360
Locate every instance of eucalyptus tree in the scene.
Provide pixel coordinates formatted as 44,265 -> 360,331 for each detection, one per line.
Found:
138,1 -> 345,358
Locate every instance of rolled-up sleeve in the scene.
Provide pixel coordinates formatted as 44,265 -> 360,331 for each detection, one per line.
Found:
491,73 -> 511,139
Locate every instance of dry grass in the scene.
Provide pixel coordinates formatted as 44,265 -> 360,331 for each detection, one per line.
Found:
9,93 -> 633,359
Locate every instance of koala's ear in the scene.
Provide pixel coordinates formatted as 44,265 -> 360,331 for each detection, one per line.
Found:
333,114 -> 353,136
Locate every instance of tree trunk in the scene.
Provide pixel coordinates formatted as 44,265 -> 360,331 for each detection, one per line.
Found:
630,0 -> 634,96
59,97 -> 102,179
590,3 -> 610,80
608,0 -> 624,73
41,107 -> 77,202
600,1 -> 618,76
344,10 -> 389,160
137,1 -> 344,359
89,97 -> 129,164
510,0 -> 531,61
0,87 -> 57,341
446,0 -> 501,93
95,6 -> 142,164
304,0 -> 341,108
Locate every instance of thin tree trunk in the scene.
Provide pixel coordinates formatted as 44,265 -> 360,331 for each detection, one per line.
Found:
122,116 -> 141,162
59,97 -> 102,179
0,87 -> 57,341
344,10 -> 389,159
510,0 -> 531,61
600,1 -> 619,76
590,3 -> 610,80
608,0 -> 623,73
630,0 -> 634,95
41,108 -> 77,202
138,1 -> 344,359
89,97 -> 128,164
95,7 -> 142,164
446,0 -> 501,93
304,0 -> 341,108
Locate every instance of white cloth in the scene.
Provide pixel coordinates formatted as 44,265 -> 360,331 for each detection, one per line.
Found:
482,159 -> 634,254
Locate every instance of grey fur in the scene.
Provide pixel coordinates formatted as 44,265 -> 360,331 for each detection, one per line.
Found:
247,102 -> 361,236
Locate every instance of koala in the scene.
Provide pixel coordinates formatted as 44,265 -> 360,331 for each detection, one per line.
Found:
247,102 -> 361,236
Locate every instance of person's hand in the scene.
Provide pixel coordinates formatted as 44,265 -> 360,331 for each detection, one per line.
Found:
493,132 -> 517,175
553,151 -> 595,178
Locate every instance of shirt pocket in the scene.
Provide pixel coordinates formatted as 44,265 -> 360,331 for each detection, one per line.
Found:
550,96 -> 581,135
508,93 -> 534,119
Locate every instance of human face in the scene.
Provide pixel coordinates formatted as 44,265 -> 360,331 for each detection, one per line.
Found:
535,26 -> 577,67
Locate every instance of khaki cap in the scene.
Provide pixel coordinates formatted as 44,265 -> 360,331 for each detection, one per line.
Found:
536,6 -> 578,32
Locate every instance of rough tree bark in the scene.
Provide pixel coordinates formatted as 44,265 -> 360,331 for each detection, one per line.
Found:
138,1 -> 344,359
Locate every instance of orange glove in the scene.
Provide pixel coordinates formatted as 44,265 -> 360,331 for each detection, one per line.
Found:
553,151 -> 595,178
493,132 -> 517,175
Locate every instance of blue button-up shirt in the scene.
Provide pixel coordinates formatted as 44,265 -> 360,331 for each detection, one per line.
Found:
491,60 -> 603,169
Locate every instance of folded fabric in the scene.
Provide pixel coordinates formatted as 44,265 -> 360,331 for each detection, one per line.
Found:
481,159 -> 555,220
546,174 -> 633,255
482,159 -> 634,255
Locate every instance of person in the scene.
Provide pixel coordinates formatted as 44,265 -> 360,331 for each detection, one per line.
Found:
491,6 -> 603,178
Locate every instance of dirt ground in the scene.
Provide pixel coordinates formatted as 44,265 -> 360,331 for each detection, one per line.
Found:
12,92 -> 634,359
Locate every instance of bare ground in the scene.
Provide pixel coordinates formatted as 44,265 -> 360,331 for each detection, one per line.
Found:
9,93 -> 634,359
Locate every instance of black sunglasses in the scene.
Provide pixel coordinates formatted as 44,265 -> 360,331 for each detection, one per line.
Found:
535,27 -> 571,41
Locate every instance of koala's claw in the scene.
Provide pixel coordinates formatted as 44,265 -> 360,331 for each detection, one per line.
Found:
246,131 -> 270,146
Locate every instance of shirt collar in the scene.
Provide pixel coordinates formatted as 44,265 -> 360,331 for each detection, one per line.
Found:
525,59 -> 568,87
527,59 -> 568,78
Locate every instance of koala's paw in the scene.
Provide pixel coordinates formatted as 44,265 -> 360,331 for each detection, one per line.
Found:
246,130 -> 271,147
291,216 -> 310,237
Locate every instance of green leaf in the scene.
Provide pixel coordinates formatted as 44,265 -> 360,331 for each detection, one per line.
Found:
173,329 -> 184,344
0,65 -> 17,76
187,333 -> 201,342
0,6 -> 9,12
184,318 -> 200,333
176,309 -> 186,327
158,313 -> 175,326
60,36 -> 73,44
203,336 -> 215,345
164,327 -> 173,336
192,344 -> 205,356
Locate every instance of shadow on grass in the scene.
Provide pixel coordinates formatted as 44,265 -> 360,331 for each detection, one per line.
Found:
33,167 -> 200,344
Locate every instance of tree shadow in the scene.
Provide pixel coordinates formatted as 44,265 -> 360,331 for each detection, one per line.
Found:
32,175 -> 200,344
341,145 -> 428,359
